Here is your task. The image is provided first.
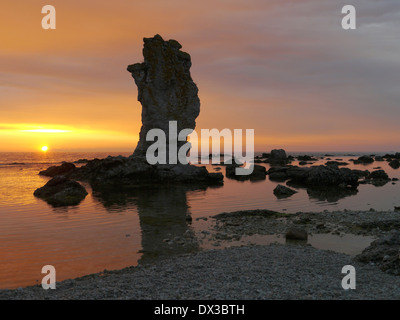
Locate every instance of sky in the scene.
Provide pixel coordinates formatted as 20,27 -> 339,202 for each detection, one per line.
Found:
0,0 -> 399,152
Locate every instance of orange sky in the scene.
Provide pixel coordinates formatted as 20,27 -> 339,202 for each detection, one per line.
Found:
1,0 -> 399,152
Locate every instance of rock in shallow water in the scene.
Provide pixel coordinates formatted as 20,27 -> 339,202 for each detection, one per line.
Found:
285,227 -> 308,241
273,184 -> 297,198
69,156 -> 223,187
34,176 -> 88,207
269,149 -> 288,164
389,160 -> 400,169
39,163 -> 76,177
225,164 -> 266,181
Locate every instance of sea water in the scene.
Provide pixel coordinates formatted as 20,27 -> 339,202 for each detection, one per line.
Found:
0,151 -> 399,288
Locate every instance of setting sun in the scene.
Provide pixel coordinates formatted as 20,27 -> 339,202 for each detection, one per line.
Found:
41,146 -> 48,152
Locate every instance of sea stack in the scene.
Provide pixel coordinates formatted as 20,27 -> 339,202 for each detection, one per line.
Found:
127,34 -> 200,159
35,35 -> 223,193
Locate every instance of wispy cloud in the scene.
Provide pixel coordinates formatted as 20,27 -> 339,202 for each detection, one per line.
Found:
0,0 -> 399,151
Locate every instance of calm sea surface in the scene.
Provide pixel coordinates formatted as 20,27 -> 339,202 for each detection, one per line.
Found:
0,151 -> 399,289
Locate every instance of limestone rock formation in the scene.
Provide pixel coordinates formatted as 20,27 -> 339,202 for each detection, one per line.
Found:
127,34 -> 200,159
35,35 -> 223,194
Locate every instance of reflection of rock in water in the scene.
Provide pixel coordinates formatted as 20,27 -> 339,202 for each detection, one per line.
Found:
92,184 -> 219,264
307,187 -> 358,202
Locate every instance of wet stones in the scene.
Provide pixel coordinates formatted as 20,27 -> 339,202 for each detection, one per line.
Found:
273,184 -> 297,198
33,176 -> 88,207
39,162 -> 76,177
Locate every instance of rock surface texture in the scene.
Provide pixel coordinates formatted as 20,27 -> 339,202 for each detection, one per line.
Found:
127,34 -> 200,159
356,231 -> 400,275
34,176 -> 88,207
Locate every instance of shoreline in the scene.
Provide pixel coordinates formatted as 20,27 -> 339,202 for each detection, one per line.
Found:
1,209 -> 400,300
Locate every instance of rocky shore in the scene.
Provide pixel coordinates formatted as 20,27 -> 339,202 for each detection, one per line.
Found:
2,209 -> 400,300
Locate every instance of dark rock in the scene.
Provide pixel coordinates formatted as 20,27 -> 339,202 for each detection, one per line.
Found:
325,161 -> 349,166
269,149 -> 287,164
39,163 -> 76,177
73,159 -> 89,164
33,176 -> 88,207
389,160 -> 400,169
297,155 -> 318,161
354,156 -> 374,164
307,186 -> 358,202
356,231 -> 400,275
286,165 -> 359,188
352,169 -> 370,178
127,34 -> 200,158
267,167 -> 290,181
70,156 -> 223,187
285,227 -> 308,241
226,164 -> 266,181
375,156 -> 384,161
273,184 -> 297,198
368,170 -> 390,181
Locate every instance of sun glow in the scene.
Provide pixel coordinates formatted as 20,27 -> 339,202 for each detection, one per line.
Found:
21,129 -> 71,133
41,146 -> 48,152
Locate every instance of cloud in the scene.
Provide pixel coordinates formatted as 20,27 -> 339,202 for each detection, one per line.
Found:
0,0 -> 399,151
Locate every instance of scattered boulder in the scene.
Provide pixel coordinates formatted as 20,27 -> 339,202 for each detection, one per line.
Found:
70,156 -> 223,186
267,166 -> 291,181
225,164 -> 266,181
285,227 -> 308,241
39,163 -> 76,177
352,169 -> 370,179
353,156 -> 374,164
375,156 -> 384,162
368,170 -> 390,180
34,176 -> 88,207
269,149 -> 288,164
356,231 -> 400,275
273,184 -> 297,198
307,187 -> 358,202
297,155 -> 318,161
364,170 -> 390,187
325,161 -> 349,166
73,159 -> 89,164
389,160 -> 400,169
286,165 -> 359,188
